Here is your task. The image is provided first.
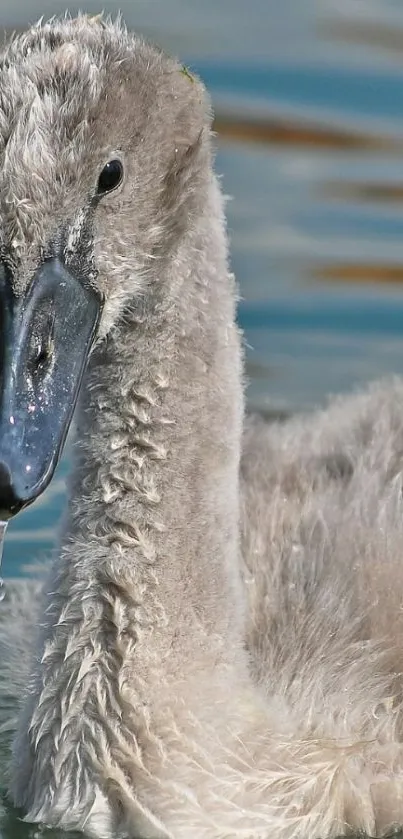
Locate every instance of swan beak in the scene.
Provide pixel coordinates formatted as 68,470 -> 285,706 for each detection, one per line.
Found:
0,257 -> 102,517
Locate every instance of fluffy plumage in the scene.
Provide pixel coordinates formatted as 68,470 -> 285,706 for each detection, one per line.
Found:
0,15 -> 403,839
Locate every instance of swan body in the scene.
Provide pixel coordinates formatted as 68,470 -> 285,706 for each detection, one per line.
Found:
0,16 -> 403,839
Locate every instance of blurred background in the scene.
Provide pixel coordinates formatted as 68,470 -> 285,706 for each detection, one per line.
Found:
3,0 -> 403,576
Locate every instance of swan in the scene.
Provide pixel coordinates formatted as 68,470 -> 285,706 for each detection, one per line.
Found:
1,14 -> 403,839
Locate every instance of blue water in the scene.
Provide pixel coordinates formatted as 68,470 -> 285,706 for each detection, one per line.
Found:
193,61 -> 403,123
2,0 -> 403,832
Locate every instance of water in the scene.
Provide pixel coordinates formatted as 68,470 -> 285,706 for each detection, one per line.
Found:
1,0 -> 403,833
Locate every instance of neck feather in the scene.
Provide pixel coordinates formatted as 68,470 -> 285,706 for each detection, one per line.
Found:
58,174 -> 245,669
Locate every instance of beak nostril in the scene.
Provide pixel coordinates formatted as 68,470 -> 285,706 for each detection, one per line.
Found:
32,340 -> 54,377
36,347 -> 49,368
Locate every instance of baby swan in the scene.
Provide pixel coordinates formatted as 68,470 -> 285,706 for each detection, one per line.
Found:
1,14 -> 403,839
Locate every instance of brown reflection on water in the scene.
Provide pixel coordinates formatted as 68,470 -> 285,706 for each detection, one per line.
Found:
323,182 -> 403,203
218,113 -> 403,290
323,19 -> 403,60
214,115 -> 403,151
310,12 -> 403,291
314,264 -> 403,286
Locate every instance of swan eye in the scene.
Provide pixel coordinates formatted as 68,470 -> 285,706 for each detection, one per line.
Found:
97,159 -> 123,195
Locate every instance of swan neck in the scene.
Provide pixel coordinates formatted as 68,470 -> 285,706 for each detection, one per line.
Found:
63,175 -> 245,659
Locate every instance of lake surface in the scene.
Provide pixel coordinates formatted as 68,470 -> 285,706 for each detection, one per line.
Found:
2,0 -> 403,834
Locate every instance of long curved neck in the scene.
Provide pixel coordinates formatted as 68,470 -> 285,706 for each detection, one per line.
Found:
60,175 -> 245,672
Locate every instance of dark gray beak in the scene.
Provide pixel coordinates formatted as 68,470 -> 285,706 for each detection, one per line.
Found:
0,257 -> 102,517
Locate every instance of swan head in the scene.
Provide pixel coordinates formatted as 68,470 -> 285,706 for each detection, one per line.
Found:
0,15 -> 211,516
